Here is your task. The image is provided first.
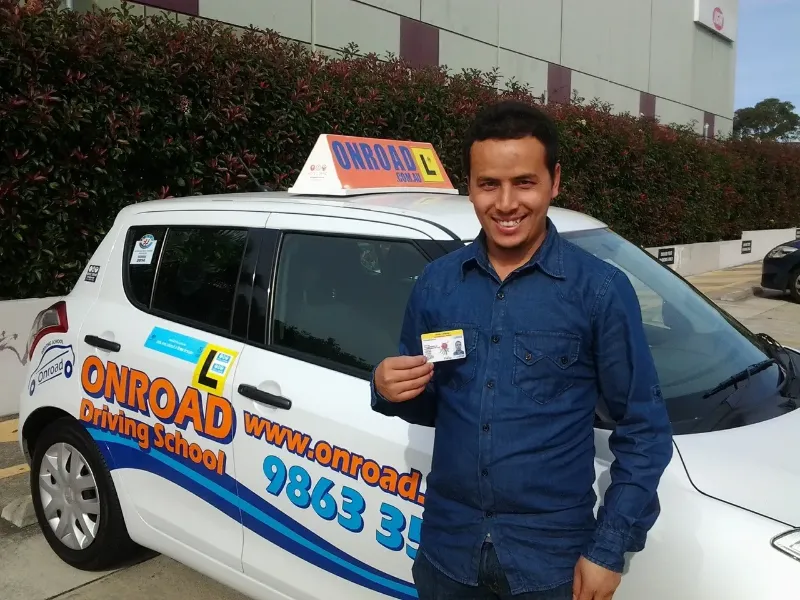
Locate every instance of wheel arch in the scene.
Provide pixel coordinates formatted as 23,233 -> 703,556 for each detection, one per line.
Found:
21,406 -> 74,463
22,407 -> 115,470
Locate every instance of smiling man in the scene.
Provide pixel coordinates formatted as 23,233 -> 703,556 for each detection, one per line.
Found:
371,100 -> 674,600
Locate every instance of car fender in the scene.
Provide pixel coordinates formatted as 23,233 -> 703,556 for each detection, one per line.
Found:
613,444 -> 798,599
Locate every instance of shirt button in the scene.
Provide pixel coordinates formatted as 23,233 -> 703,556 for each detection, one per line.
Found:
485,510 -> 494,518
491,335 -> 500,344
560,356 -> 569,365
481,469 -> 488,476
496,291 -> 505,300
482,423 -> 490,432
486,380 -> 494,389
524,352 -> 532,361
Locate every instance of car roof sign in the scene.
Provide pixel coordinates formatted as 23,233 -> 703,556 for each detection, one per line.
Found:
287,134 -> 459,196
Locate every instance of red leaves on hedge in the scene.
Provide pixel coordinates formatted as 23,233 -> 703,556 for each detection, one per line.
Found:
1,0 -> 799,301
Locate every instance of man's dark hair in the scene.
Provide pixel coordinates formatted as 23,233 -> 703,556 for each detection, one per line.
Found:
461,99 -> 560,181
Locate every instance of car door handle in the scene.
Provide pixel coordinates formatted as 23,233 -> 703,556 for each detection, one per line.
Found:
84,335 -> 121,352
237,384 -> 292,410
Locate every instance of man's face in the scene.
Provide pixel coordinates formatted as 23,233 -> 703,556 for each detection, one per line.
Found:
468,136 -> 560,254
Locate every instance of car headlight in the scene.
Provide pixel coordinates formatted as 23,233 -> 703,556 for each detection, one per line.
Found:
772,529 -> 800,562
767,246 -> 798,259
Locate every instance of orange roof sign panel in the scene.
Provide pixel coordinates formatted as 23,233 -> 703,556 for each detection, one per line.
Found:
287,134 -> 458,196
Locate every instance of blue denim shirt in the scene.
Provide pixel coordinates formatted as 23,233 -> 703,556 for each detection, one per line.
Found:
370,218 -> 674,594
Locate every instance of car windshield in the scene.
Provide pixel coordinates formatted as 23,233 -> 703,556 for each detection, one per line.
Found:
557,227 -> 783,432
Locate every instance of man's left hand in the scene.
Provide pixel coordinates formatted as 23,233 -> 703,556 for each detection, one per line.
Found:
572,556 -> 621,600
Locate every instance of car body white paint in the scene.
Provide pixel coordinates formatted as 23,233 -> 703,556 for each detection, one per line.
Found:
18,191 -> 800,600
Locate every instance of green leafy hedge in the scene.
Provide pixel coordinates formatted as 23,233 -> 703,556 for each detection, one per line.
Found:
2,0 -> 799,300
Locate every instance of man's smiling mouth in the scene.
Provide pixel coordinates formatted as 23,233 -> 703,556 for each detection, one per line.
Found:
493,215 -> 527,230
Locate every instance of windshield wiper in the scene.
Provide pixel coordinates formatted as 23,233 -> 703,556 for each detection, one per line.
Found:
701,358 -> 778,399
757,332 -> 797,404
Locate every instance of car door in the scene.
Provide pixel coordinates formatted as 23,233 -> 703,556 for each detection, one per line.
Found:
230,213 -> 446,600
80,209 -> 266,572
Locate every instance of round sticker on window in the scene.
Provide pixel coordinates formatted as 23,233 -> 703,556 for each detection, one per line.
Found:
130,233 -> 158,265
138,234 -> 155,250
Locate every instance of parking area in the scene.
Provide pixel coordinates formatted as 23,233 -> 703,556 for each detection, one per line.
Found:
1,261 -> 799,600
687,261 -> 800,348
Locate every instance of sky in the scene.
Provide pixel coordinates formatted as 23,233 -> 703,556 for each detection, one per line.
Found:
734,0 -> 800,110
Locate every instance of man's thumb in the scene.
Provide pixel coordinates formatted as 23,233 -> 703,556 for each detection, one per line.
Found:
572,565 -> 581,600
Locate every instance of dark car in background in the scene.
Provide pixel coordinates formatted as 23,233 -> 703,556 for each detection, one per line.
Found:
761,239 -> 800,303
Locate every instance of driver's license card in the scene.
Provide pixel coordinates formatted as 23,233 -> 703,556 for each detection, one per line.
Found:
421,329 -> 466,362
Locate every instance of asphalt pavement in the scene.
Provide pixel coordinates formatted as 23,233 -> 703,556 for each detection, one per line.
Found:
1,260 -> 799,599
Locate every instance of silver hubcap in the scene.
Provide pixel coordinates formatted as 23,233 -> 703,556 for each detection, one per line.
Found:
38,443 -> 101,550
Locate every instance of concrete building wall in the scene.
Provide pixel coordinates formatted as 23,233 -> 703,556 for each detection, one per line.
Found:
81,0 -> 738,137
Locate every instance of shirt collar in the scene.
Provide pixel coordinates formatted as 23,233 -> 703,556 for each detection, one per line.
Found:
461,217 -> 565,281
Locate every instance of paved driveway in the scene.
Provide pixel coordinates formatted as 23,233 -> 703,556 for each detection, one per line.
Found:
686,261 -> 800,348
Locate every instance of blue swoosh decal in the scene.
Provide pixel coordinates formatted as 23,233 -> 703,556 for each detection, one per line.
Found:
87,428 -> 418,599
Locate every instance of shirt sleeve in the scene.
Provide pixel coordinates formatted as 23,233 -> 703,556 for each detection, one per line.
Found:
370,272 -> 437,427
583,268 -> 674,573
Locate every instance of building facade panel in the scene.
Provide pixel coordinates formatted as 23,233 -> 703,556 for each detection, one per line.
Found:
400,16 -> 439,67
571,72 -> 641,116
497,49 -> 549,99
648,0 -> 696,107
690,26 -> 736,119
314,0 -> 401,56
601,0 -> 653,92
420,0 -> 499,47
92,0 -> 144,13
198,0 -> 311,42
547,63 -> 572,105
560,0 -> 651,93
640,92 -> 657,118
498,0 -> 561,65
655,97 -> 706,135
358,0 -> 420,20
559,0 -> 607,81
438,29 -> 497,77
715,116 -> 733,138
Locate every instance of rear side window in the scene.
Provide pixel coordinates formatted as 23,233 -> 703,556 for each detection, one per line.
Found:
124,225 -> 249,333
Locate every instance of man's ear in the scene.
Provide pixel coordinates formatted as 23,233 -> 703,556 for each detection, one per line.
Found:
551,163 -> 562,198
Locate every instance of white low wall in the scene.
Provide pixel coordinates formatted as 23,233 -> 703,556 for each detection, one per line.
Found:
0,298 -> 58,418
646,227 -> 798,277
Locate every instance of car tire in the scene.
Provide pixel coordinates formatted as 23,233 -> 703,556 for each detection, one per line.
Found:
30,417 -> 138,571
790,267 -> 800,304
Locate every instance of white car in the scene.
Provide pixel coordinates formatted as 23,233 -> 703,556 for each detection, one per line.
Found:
17,135 -> 800,600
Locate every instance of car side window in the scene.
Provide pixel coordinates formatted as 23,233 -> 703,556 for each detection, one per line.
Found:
270,233 -> 429,373
151,227 -> 249,332
125,225 -> 249,333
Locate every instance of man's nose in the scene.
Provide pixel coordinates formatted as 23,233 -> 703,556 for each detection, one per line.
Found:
496,183 -> 517,212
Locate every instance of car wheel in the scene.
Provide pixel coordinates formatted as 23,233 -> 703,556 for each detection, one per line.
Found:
790,267 -> 800,304
30,417 -> 138,571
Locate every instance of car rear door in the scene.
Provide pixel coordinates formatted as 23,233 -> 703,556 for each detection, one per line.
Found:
230,212 -> 448,600
79,209 -> 267,573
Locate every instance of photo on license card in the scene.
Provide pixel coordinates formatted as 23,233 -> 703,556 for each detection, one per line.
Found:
421,329 -> 466,362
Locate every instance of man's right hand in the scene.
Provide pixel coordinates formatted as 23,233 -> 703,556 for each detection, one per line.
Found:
375,355 -> 434,402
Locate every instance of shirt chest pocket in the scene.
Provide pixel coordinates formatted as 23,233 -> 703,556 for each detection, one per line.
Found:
513,331 -> 581,404
430,323 -> 479,392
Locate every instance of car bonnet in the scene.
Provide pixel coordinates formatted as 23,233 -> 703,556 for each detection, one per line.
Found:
673,406 -> 800,527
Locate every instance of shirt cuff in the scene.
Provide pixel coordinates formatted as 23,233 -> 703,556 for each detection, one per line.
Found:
582,523 -> 628,573
370,367 -> 391,409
